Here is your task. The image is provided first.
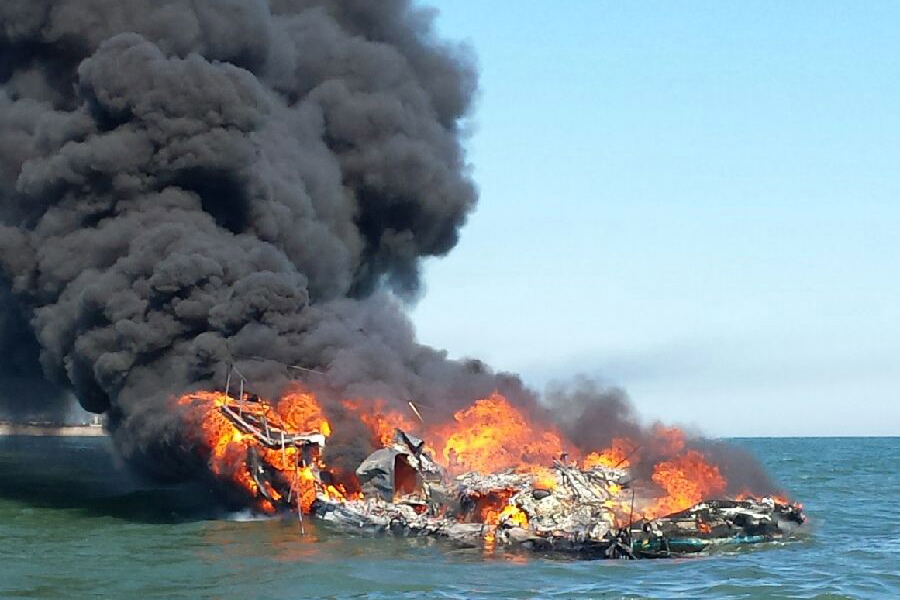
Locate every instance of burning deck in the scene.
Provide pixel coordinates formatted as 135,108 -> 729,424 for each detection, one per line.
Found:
177,383 -> 806,559
316,432 -> 805,559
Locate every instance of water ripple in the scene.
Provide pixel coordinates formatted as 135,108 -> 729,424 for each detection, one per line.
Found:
0,436 -> 898,599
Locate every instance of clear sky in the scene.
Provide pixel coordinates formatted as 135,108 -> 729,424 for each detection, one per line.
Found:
412,1 -> 900,437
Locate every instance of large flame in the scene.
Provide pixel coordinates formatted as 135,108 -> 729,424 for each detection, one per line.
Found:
178,386 -> 774,522
427,393 -> 570,475
176,387 -> 345,514
342,398 -> 416,447
648,450 -> 727,517
582,437 -> 635,470
280,387 -> 332,436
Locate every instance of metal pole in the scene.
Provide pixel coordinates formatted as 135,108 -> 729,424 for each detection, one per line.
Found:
407,401 -> 424,423
287,454 -> 297,503
614,444 -> 641,469
295,450 -> 305,535
629,488 -> 635,525
288,365 -> 325,375
627,488 -> 636,548
231,364 -> 248,382
297,492 -> 305,535
225,364 -> 232,399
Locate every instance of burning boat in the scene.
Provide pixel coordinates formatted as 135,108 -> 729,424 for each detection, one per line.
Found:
0,0 -> 806,565
176,369 -> 806,559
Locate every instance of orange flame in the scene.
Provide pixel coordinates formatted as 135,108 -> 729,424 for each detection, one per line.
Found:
342,398 -> 416,446
175,387 -> 343,514
529,466 -> 558,490
179,385 -> 773,523
484,503 -> 529,528
650,424 -> 686,456
279,387 -> 331,436
471,489 -> 528,527
582,437 -> 635,469
428,393 -> 569,475
647,450 -> 726,517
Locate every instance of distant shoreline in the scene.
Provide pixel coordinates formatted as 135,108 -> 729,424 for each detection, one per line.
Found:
0,423 -> 106,437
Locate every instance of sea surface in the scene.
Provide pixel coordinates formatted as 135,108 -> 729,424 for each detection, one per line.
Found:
0,436 -> 897,599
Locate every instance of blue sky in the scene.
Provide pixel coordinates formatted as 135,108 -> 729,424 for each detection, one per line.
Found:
412,1 -> 900,436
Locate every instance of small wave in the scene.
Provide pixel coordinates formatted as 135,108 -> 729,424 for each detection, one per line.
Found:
226,509 -> 275,522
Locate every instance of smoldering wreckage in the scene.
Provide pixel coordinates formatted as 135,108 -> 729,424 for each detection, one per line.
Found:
178,366 -> 806,560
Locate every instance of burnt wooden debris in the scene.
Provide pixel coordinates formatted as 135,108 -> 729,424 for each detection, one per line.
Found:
220,397 -> 806,559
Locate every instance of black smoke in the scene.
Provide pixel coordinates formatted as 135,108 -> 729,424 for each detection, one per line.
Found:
0,0 -> 509,475
0,0 -> 780,497
0,283 -> 70,420
545,378 -> 780,495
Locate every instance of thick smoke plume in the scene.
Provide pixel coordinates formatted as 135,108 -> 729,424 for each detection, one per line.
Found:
0,1 -> 778,495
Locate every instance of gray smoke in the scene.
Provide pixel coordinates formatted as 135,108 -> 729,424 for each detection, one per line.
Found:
0,0 -> 510,475
0,0 -> 780,497
0,284 -> 70,420
545,378 -> 780,495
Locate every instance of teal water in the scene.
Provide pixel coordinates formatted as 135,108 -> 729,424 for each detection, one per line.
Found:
0,436 -> 897,599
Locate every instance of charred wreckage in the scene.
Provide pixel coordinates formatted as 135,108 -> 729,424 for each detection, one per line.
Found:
181,376 -> 806,560
326,434 -> 805,559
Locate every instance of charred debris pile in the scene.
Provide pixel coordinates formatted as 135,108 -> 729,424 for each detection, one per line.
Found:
179,369 -> 806,560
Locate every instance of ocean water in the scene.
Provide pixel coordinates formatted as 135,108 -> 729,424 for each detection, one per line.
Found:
0,436 -> 897,600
